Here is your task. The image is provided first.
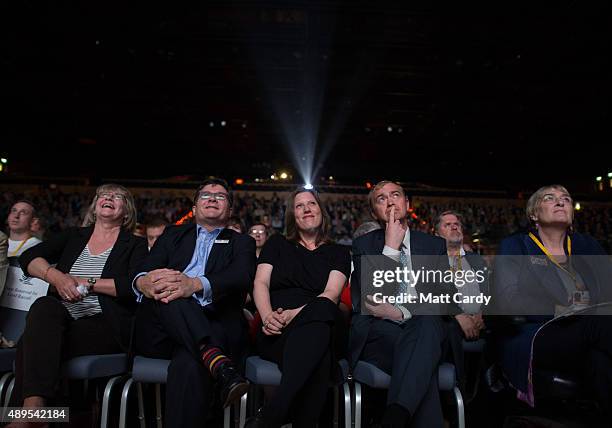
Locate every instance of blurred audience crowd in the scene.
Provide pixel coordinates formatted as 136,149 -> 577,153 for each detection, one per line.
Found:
1,187 -> 611,253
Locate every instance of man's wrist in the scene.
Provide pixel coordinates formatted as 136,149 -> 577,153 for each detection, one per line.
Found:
135,276 -> 147,292
192,277 -> 203,294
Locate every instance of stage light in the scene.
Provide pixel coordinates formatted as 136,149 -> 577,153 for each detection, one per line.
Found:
574,202 -> 581,211
304,183 -> 314,190
221,121 -> 226,127
328,176 -> 333,180
0,158 -> 6,164
596,176 -> 602,182
209,122 -> 214,127
608,172 -> 612,178
280,172 -> 288,179
365,182 -> 372,189
235,178 -> 244,185
270,174 -> 276,180
387,126 -> 393,132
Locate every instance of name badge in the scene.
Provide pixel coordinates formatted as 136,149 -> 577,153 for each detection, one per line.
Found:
214,239 -> 229,244
530,256 -> 548,266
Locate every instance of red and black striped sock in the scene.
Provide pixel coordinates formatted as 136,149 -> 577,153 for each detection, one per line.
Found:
201,345 -> 230,378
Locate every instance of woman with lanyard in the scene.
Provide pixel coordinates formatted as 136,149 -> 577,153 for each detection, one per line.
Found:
493,185 -> 612,418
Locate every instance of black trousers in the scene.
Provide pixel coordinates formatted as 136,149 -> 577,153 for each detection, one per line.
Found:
257,298 -> 345,428
11,296 -> 122,405
133,297 -> 232,428
360,316 -> 448,428
533,315 -> 612,414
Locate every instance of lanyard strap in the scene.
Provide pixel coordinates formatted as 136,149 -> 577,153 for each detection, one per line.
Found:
528,232 -> 576,282
9,237 -> 30,257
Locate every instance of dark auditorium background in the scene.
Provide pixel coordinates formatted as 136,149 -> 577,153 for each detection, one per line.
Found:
1,2 -> 612,427
1,2 -> 611,190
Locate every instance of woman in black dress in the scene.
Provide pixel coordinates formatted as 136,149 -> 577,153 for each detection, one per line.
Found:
249,188 -> 351,428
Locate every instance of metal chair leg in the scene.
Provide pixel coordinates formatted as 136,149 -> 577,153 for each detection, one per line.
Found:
453,386 -> 465,428
343,382 -> 351,428
119,378 -> 134,428
0,372 -> 13,405
239,391 -> 247,428
155,383 -> 163,428
1,377 -> 15,422
223,405 -> 230,428
354,382 -> 362,428
100,375 -> 123,428
4,377 -> 15,408
136,382 -> 146,428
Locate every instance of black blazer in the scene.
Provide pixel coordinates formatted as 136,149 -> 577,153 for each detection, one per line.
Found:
19,226 -> 148,350
137,223 -> 256,360
349,228 -> 455,367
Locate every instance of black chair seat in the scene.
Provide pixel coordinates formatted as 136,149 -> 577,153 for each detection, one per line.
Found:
61,353 -> 128,379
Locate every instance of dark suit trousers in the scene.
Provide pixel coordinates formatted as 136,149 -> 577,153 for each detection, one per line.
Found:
134,297 -> 231,428
11,296 -> 122,405
361,316 -> 447,428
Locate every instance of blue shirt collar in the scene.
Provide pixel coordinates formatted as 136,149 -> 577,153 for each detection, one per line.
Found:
196,224 -> 224,237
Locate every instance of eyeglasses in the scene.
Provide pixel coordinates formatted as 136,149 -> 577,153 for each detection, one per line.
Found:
541,194 -> 572,205
98,192 -> 126,201
249,230 -> 266,236
199,192 -> 228,201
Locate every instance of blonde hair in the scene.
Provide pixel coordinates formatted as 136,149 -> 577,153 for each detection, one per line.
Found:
525,184 -> 573,227
82,184 -> 137,232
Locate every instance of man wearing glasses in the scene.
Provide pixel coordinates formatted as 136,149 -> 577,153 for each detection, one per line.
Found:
132,178 -> 256,428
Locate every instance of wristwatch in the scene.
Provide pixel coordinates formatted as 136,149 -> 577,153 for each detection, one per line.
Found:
87,277 -> 97,289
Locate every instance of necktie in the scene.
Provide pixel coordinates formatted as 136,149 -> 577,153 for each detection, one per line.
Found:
397,247 -> 415,303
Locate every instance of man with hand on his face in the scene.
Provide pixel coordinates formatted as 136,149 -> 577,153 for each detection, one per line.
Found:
132,178 -> 256,428
350,180 -> 460,428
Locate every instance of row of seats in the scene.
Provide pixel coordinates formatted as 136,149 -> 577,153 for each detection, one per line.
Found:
1,340 -> 467,427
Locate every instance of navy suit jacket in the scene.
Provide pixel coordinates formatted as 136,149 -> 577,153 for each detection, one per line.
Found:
492,231 -> 611,394
136,223 -> 256,361
349,228 -> 456,367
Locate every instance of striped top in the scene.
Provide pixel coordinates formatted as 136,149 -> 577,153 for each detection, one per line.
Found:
63,245 -> 112,319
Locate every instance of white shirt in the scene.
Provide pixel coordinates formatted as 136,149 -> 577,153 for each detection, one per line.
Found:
8,237 -> 42,257
381,228 -> 414,321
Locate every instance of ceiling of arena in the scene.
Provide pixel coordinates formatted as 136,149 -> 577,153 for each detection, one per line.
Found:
2,1 -> 610,191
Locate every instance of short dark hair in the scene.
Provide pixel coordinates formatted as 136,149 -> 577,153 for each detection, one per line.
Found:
193,178 -> 233,207
13,199 -> 37,216
228,216 -> 245,233
145,216 -> 168,229
434,210 -> 465,234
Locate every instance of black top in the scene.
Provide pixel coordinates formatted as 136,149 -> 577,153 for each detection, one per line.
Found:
19,226 -> 148,350
258,234 -> 351,310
